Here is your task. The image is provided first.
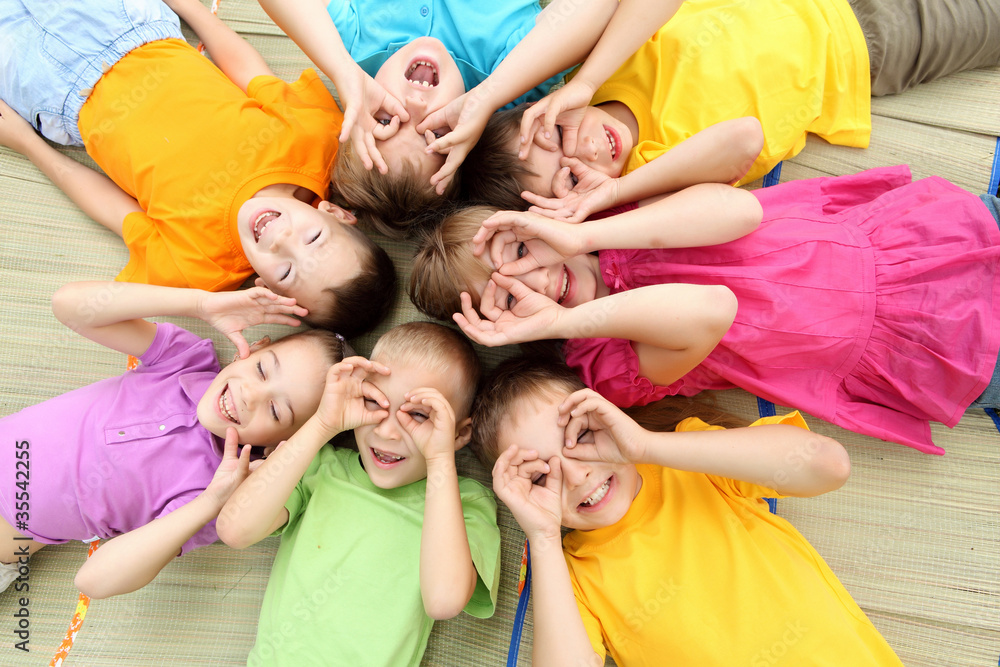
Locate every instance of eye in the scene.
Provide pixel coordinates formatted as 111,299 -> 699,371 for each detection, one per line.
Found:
576,429 -> 594,444
270,402 -> 280,422
516,242 -> 527,259
280,265 -> 291,282
257,361 -> 266,380
556,125 -> 563,144
407,409 -> 429,423
505,293 -> 516,311
531,474 -> 548,486
376,117 -> 392,127
307,231 -> 321,245
569,172 -> 579,188
363,398 -> 381,410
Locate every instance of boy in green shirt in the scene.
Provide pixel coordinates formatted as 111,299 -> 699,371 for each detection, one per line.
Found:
218,321 -> 500,666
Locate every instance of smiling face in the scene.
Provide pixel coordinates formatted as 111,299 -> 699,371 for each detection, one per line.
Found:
373,37 -> 465,183
469,239 -> 610,313
517,105 -> 634,198
354,356 -> 472,489
500,389 -> 641,531
197,337 -> 329,446
236,198 -> 363,316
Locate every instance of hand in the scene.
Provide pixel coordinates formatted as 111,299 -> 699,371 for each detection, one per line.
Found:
336,62 -> 410,174
205,428 -> 263,507
0,98 -> 39,154
313,357 -> 391,435
418,89 -> 492,195
492,446 -> 562,541
199,287 -> 308,359
396,388 -> 457,463
559,389 -> 647,464
517,79 -> 596,159
522,157 -> 621,222
452,273 -> 564,347
472,210 -> 584,276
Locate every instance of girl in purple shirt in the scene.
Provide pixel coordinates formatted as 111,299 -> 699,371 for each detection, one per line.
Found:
0,281 -> 347,598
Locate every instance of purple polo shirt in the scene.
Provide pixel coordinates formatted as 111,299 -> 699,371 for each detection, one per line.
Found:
0,324 -> 224,555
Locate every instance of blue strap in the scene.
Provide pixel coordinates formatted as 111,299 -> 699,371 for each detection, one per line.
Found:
762,162 -> 783,188
989,137 -> 1000,197
984,408 -> 1000,435
506,540 -> 532,667
756,397 -> 777,418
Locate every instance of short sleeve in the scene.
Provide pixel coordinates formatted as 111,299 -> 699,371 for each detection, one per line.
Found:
247,69 -> 344,125
677,412 -> 811,499
155,492 -> 220,556
275,449 -> 327,536
137,323 -> 219,375
458,480 -> 501,618
564,336 -> 672,408
569,576 -> 607,660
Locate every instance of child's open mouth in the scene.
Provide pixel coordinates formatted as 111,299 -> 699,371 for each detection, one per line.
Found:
556,266 -> 575,305
578,476 -> 613,511
406,58 -> 439,87
252,210 -> 281,243
604,125 -> 621,161
218,384 -> 240,424
371,447 -> 406,468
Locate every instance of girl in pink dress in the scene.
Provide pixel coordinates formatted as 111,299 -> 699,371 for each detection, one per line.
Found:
410,163 -> 1000,455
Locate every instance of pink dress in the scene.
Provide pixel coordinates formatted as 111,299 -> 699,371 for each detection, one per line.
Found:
564,167 -> 1000,454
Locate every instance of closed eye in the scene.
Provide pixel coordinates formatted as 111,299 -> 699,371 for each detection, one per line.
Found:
280,266 -> 291,282
307,231 -> 321,244
531,474 -> 547,486
270,403 -> 280,422
257,361 -> 266,380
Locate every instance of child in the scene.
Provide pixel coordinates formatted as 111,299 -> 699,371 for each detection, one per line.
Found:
475,356 -> 903,665
410,165 -> 1000,454
218,321 -> 501,666
463,0 -> 1000,210
258,0 -> 640,235
0,280 -> 348,598
0,0 -> 395,337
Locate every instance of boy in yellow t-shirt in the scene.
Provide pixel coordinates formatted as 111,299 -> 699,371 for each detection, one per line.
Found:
462,0 -> 1000,212
0,0 -> 395,337
474,357 -> 903,666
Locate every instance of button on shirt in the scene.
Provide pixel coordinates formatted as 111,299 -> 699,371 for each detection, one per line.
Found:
326,0 -> 568,108
0,324 -> 224,554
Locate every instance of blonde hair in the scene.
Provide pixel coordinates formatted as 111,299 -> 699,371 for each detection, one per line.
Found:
332,141 -> 460,239
370,321 -> 481,419
471,357 -> 747,468
409,205 -> 498,321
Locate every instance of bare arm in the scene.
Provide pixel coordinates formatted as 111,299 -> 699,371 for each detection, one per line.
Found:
75,430 -> 255,598
163,0 -> 273,92
0,99 -> 140,236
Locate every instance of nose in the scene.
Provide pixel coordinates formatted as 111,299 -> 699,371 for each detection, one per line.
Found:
372,414 -> 402,441
577,133 -> 598,161
404,95 -> 429,116
560,457 -> 591,490
241,380 -> 263,410
518,266 -> 552,300
267,222 -> 293,252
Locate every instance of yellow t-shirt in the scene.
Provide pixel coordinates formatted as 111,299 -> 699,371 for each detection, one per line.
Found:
77,39 -> 343,291
589,0 -> 870,184
562,412 -> 902,666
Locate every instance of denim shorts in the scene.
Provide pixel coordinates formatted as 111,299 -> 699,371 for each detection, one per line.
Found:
0,0 -> 182,145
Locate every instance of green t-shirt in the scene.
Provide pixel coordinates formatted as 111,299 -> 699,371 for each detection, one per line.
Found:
248,447 -> 501,666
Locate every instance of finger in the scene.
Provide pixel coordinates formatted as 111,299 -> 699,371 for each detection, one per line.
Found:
563,413 -> 590,450
518,104 -> 544,149
544,456 -> 562,492
229,332 -> 250,360
349,127 -> 375,171
248,459 -> 265,473
254,277 -> 267,289
520,190 -> 563,210
477,280 -> 502,320
365,130 -> 388,174
361,380 -> 390,410
416,108 -> 449,136
561,125 -> 580,157
371,115 -> 400,141
382,92 -> 409,123
429,154 -> 462,195
338,107 -> 358,144
237,442 -> 253,474
491,272 -> 537,303
223,427 -> 240,458
552,167 -> 573,199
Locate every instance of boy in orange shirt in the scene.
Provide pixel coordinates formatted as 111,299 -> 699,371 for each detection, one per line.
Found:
0,0 -> 394,337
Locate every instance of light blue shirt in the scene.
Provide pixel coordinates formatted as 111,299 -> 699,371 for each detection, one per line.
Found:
326,0 -> 569,109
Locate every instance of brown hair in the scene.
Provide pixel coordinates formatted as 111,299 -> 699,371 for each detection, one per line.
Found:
332,141 -> 460,240
271,328 -> 353,367
460,104 -> 536,211
371,321 -> 482,419
303,224 -> 397,339
471,356 -> 747,468
409,205 -> 497,321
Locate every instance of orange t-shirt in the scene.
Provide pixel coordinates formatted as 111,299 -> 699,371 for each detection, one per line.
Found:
77,39 -> 343,291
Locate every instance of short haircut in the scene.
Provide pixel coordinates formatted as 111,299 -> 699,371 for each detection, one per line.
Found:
471,356 -> 747,468
370,321 -> 482,419
332,140 -> 460,240
460,104 -> 536,211
304,224 -> 397,339
409,205 -> 497,321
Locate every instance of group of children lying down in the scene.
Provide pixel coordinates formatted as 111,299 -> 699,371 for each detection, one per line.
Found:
2,0 -> 1000,664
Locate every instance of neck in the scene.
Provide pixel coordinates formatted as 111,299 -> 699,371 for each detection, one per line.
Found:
596,101 -> 639,147
252,183 -> 315,203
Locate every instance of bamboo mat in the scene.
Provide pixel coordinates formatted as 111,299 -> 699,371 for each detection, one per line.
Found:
0,1 -> 997,665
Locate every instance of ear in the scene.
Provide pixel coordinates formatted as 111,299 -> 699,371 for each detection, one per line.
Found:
453,416 -> 473,451
318,200 -> 358,225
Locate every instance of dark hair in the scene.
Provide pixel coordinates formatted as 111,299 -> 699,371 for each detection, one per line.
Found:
304,225 -> 397,338
471,356 -> 747,468
460,104 -> 536,211
332,141 -> 460,239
